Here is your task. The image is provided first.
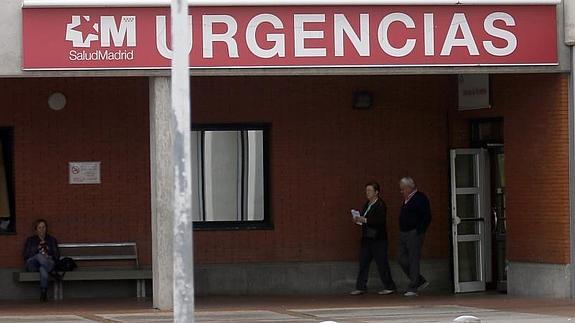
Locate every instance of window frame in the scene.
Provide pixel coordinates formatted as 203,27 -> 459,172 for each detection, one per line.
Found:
0,127 -> 15,235
191,123 -> 272,231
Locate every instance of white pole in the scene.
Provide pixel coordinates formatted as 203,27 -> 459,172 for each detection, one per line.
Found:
171,0 -> 194,321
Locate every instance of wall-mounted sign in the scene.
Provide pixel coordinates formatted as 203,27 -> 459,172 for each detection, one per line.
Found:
69,161 -> 101,184
22,5 -> 557,70
458,74 -> 490,111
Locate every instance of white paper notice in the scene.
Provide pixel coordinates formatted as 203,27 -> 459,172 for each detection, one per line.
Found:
69,162 -> 101,184
351,209 -> 362,225
458,74 -> 490,111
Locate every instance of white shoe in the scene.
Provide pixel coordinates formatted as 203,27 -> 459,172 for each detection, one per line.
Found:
349,290 -> 366,296
378,289 -> 395,295
403,291 -> 418,297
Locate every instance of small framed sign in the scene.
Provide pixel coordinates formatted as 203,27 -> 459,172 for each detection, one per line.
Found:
458,74 -> 491,111
69,161 -> 101,184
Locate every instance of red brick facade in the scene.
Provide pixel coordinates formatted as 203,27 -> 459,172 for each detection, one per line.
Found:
502,74 -> 570,264
449,74 -> 570,264
0,77 -> 151,267
191,75 -> 453,264
0,73 -> 569,270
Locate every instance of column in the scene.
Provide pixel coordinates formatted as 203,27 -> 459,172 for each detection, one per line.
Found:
149,76 -> 174,310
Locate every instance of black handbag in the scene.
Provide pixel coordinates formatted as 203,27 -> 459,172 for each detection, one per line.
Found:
56,257 -> 77,272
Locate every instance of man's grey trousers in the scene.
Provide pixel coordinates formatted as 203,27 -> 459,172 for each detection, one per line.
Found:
398,229 -> 426,292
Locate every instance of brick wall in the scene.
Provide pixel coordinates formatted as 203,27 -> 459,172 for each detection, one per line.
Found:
0,77 -> 151,268
0,73 -> 568,271
191,75 -> 453,264
501,74 -> 570,264
448,73 -> 570,265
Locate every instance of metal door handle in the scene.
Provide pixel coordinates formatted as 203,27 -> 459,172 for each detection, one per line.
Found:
459,218 -> 485,222
492,207 -> 498,233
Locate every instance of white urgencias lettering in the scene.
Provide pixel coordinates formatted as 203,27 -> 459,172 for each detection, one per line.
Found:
483,12 -> 517,56
424,13 -> 435,56
441,13 -> 479,56
246,14 -> 286,58
155,15 -> 193,59
203,15 -> 239,58
334,13 -> 370,57
378,13 -> 416,57
294,14 -> 327,57
150,11 -> 523,62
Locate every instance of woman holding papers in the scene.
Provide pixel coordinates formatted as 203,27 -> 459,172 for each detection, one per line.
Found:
350,182 -> 396,296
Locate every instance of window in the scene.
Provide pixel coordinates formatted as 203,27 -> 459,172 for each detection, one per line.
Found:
0,128 -> 14,234
191,124 -> 270,229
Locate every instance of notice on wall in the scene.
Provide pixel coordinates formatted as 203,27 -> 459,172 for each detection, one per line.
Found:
69,162 -> 101,184
458,74 -> 490,111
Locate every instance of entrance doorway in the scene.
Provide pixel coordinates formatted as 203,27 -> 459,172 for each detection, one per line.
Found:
488,145 -> 506,293
450,118 -> 506,294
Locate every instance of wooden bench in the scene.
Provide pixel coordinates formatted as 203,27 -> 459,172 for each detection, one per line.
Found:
14,242 -> 152,300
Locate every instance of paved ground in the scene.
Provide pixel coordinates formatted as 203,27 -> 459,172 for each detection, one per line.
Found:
1,294 -> 575,322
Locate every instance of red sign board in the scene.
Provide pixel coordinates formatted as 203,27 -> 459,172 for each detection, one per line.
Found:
22,5 -> 557,70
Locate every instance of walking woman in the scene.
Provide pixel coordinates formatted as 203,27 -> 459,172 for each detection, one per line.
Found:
23,219 -> 61,301
350,182 -> 396,295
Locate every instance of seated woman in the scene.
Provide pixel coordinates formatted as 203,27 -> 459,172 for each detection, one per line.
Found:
23,219 -> 61,301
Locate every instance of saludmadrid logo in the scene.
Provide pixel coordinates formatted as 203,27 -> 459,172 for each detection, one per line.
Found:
65,15 -> 136,61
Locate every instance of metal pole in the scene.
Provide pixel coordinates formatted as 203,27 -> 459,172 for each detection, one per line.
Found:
565,0 -> 575,299
171,0 -> 194,321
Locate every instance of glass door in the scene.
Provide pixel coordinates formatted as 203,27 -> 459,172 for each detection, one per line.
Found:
450,149 -> 491,293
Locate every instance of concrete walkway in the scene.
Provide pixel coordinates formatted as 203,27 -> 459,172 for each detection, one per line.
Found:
1,294 -> 575,322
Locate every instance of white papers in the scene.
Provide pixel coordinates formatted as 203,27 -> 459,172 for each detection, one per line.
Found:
351,209 -> 362,225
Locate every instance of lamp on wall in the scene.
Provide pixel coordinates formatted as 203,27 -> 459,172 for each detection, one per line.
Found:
353,91 -> 373,110
48,92 -> 67,111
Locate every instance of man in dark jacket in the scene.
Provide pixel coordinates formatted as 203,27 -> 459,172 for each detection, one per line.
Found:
398,177 -> 431,296
23,219 -> 60,301
350,182 -> 396,295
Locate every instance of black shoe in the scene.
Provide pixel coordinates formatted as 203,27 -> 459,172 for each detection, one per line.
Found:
416,278 -> 429,291
418,280 -> 429,291
40,288 -> 47,302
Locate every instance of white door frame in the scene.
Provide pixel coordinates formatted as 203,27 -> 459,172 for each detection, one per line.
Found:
450,148 -> 491,293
